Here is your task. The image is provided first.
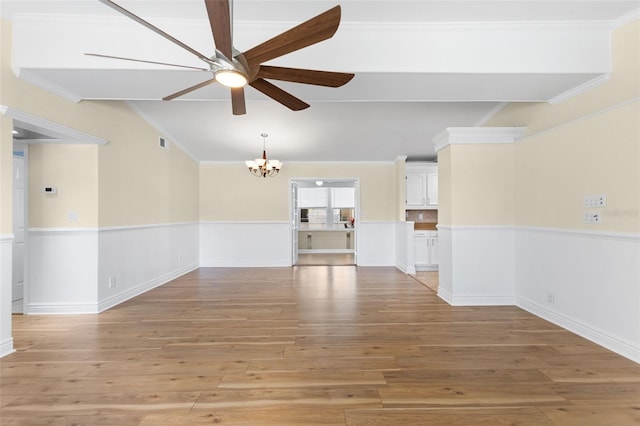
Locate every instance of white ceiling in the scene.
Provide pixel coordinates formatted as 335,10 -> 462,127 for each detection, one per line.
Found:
3,1 -> 639,162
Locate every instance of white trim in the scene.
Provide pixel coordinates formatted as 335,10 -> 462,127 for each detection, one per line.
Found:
433,127 -> 527,153
1,105 -> 107,145
26,302 -> 99,315
12,68 -> 82,103
11,299 -> 23,314
473,102 -> 508,127
519,97 -> 640,143
439,224 -> 640,242
613,9 -> 640,29
98,221 -> 199,232
516,225 -> 640,242
548,74 -> 611,104
0,234 -> 15,242
447,295 -> 517,306
437,285 -> 453,305
518,296 -> 640,364
98,262 -> 198,312
0,338 -> 15,358
29,227 -> 99,234
27,221 -> 200,234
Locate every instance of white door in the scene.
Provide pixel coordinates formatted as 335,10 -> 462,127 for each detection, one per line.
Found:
291,181 -> 299,265
12,152 -> 25,308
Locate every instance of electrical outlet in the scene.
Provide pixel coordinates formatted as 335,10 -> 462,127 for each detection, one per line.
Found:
547,292 -> 555,304
108,276 -> 117,288
584,212 -> 601,224
584,194 -> 607,208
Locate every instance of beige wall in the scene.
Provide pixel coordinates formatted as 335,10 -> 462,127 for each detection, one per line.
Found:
96,103 -> 199,226
514,102 -> 639,232
200,162 -> 398,222
29,144 -> 98,228
0,19 -> 199,229
438,143 -> 515,226
488,20 -> 639,233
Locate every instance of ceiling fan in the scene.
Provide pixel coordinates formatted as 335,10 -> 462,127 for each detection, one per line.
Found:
87,0 -> 355,115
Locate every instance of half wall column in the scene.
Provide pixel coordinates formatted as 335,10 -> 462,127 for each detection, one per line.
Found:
434,127 -> 525,305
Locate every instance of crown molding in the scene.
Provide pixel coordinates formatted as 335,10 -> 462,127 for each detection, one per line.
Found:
548,74 -> 611,105
433,127 -> 526,153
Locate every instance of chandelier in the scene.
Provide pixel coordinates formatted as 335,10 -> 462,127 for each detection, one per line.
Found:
245,133 -> 282,178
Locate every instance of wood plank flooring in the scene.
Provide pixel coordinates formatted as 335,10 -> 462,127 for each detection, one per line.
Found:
2,267 -> 640,425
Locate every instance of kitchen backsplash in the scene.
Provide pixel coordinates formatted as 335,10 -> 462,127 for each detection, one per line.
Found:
406,209 -> 438,223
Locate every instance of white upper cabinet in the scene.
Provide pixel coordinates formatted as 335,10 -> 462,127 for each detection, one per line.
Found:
406,163 -> 438,209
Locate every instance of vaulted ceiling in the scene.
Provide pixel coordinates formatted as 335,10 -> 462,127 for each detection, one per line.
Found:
2,1 -> 638,161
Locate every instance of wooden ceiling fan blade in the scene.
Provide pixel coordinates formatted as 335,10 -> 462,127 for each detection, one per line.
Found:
205,0 -> 232,60
242,5 -> 342,68
163,78 -> 217,101
250,79 -> 310,111
257,65 -> 354,87
85,53 -> 209,71
231,87 -> 246,115
98,0 -> 210,62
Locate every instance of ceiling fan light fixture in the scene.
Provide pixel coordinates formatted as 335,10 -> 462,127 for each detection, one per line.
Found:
214,69 -> 248,88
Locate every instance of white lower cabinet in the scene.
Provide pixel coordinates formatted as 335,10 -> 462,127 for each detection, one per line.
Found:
414,231 -> 438,270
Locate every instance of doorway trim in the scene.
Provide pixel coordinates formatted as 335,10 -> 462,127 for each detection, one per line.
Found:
289,177 -> 360,266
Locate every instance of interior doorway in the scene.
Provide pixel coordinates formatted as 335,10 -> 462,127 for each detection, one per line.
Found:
11,143 -> 26,313
290,178 -> 358,266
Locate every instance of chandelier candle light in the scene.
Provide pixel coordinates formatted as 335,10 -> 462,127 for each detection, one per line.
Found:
246,133 -> 282,178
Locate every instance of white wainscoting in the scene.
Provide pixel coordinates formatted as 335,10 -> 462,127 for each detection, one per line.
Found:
0,234 -> 15,357
515,227 -> 640,363
26,223 -> 199,314
395,221 -> 416,274
200,222 -> 291,267
200,221 -> 398,268
356,221 -> 396,267
97,222 -> 199,312
437,225 -> 516,305
27,228 -> 99,314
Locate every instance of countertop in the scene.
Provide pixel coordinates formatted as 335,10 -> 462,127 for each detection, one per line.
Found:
414,222 -> 438,231
298,224 -> 355,231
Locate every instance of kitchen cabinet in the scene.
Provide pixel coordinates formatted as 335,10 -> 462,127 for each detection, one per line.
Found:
414,230 -> 438,270
406,163 -> 438,209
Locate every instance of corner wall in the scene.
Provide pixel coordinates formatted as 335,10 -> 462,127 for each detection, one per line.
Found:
0,17 -> 199,329
487,19 -> 640,362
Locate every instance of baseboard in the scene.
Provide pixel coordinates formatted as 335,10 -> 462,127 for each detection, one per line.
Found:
26,302 -> 99,315
447,294 -> 516,306
396,263 -> 416,275
0,338 -> 15,358
98,262 -> 198,312
200,259 -> 291,267
517,296 -> 640,364
12,299 -> 23,314
437,286 -> 453,304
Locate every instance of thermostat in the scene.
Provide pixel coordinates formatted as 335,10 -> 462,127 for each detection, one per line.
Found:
43,186 -> 57,194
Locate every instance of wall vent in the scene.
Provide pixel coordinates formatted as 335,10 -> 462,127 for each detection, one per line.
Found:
159,137 -> 170,150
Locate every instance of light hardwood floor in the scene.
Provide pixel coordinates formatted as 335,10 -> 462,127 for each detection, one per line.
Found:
2,267 -> 639,425
296,253 -> 355,266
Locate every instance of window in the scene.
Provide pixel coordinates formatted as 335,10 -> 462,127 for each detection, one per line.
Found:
298,187 -> 355,226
